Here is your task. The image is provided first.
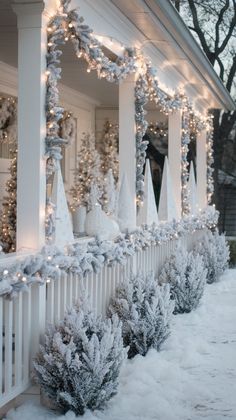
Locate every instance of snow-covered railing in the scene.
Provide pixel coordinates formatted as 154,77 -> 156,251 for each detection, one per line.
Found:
0,229 -> 206,410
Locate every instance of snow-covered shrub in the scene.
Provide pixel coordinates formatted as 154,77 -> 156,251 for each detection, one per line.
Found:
194,229 -> 229,284
34,302 -> 126,415
108,272 -> 174,359
159,247 -> 206,314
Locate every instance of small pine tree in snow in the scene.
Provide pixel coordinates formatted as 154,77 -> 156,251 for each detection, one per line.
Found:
34,302 -> 126,415
70,132 -> 102,209
108,272 -> 174,359
194,229 -> 229,284
102,169 -> 117,216
159,247 -> 206,314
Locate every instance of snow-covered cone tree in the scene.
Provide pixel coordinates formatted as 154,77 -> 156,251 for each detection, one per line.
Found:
159,247 -> 206,314
0,147 -> 17,253
70,132 -> 102,210
194,229 -> 229,284
34,301 -> 126,415
100,121 -> 119,184
108,272 -> 174,359
102,169 -> 117,216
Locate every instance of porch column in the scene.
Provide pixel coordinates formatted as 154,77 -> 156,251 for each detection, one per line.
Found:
168,109 -> 182,218
119,74 -> 136,226
13,1 -> 47,251
196,129 -> 207,209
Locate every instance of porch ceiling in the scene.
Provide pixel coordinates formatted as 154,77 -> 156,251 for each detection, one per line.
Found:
0,0 -> 234,111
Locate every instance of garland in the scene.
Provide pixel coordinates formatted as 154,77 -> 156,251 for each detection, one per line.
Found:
135,75 -> 149,205
0,207 -> 218,298
206,116 -> 214,203
45,0 -> 214,224
181,105 -> 191,215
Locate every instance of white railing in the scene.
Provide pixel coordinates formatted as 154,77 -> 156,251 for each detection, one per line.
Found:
0,229 -> 205,409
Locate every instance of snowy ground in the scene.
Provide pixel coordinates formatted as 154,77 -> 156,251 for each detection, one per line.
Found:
5,269 -> 236,420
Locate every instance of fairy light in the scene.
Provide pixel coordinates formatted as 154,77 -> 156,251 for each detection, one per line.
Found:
45,0 -> 214,217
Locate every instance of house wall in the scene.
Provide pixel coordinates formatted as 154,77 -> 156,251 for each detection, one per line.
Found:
219,185 -> 236,237
0,61 -> 98,206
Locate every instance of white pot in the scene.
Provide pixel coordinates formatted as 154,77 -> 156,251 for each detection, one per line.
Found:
72,206 -> 86,234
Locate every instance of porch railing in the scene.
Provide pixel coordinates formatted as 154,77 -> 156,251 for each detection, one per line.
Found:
0,229 -> 205,409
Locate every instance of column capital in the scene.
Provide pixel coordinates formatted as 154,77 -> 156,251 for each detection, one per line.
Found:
11,1 -> 45,28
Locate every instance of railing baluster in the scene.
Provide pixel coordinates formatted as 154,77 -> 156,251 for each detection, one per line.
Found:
4,300 -> 13,393
54,273 -> 61,323
14,292 -> 23,387
22,289 -> 31,385
0,298 -> 3,396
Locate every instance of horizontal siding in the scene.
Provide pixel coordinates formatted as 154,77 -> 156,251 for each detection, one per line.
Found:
218,185 -> 236,236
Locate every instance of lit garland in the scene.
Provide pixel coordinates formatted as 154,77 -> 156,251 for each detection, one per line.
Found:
135,75 -> 149,204
45,0 -> 214,231
181,103 -> 191,216
0,206 -> 218,298
206,115 -> 214,203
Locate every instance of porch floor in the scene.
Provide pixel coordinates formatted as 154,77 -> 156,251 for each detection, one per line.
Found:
3,270 -> 236,420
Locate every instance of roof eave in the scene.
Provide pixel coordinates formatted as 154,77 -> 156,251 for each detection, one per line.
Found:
145,0 -> 235,111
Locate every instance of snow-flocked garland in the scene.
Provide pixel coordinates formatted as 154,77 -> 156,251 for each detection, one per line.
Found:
135,75 -> 149,204
181,105 -> 191,216
45,0 -> 214,232
0,206 -> 218,298
206,116 -> 214,203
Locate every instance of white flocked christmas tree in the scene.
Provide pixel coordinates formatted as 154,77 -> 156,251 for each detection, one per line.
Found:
189,161 -> 197,214
102,169 -> 117,216
137,159 -> 159,226
117,173 -> 136,232
100,121 -> 119,184
158,156 -> 178,221
51,166 -> 74,248
70,132 -> 102,210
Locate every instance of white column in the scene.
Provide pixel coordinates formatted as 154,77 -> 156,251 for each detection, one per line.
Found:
168,109 -> 182,218
196,129 -> 207,209
13,2 -> 47,251
119,74 -> 136,227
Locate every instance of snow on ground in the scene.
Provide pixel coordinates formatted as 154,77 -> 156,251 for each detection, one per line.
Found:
5,269 -> 236,420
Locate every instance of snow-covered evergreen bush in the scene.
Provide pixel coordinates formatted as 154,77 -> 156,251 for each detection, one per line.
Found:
194,229 -> 229,284
34,302 -> 126,415
159,247 -> 206,314
108,272 -> 174,359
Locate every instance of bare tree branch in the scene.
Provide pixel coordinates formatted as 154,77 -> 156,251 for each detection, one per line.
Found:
217,3 -> 236,54
215,0 -> 229,52
226,54 -> 236,92
187,0 -> 214,63
216,56 -> 225,81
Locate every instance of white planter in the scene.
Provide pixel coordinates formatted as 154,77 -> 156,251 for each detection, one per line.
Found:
72,206 -> 86,234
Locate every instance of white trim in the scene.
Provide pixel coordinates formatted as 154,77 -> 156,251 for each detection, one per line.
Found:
0,62 -> 17,96
0,61 -> 99,109
58,83 -> 100,110
144,0 -> 235,111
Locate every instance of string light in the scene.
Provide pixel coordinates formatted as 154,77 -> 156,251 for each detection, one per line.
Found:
0,207 -> 218,298
45,0 -> 214,222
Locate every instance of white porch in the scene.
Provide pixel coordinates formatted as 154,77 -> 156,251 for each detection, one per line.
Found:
0,0 -> 234,414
